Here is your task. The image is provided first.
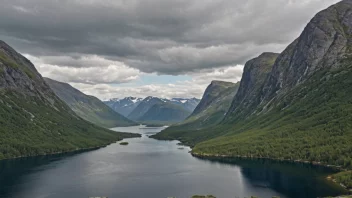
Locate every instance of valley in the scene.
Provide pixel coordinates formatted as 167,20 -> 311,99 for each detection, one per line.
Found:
0,0 -> 352,197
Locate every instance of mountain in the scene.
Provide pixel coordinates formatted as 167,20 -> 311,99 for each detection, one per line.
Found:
104,97 -> 143,117
0,41 -> 139,160
170,98 -> 201,112
127,96 -> 164,121
138,102 -> 191,123
155,0 -> 352,171
45,78 -> 136,128
152,81 -> 239,143
127,96 -> 196,124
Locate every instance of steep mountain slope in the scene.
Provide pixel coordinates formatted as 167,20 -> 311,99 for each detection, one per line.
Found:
138,102 -> 191,123
191,0 -> 352,169
45,78 -> 136,128
104,97 -> 143,117
153,81 -> 240,142
0,41 -> 139,160
225,52 -> 279,120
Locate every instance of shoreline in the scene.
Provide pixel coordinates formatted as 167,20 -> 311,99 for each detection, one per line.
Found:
0,143 -> 112,162
191,152 -> 352,193
0,136 -> 141,162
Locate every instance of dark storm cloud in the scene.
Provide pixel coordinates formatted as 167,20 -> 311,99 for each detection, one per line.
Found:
0,0 -> 340,74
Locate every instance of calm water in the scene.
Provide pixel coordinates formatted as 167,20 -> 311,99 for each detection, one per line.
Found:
0,126 -> 347,198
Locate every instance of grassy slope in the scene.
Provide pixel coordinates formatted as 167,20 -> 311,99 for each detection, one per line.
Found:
152,82 -> 239,144
0,42 -> 140,160
0,91 -> 140,160
45,78 -> 136,128
192,64 -> 352,169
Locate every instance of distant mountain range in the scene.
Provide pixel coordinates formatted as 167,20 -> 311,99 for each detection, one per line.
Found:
104,97 -> 143,117
104,97 -> 200,124
45,78 -> 136,128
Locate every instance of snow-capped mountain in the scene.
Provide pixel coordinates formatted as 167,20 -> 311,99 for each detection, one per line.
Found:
104,97 -> 143,117
170,98 -> 201,112
105,96 -> 200,123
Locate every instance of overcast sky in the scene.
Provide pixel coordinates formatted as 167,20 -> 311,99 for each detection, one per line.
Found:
0,0 -> 340,100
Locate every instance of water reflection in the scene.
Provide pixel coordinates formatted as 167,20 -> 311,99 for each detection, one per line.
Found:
0,126 -> 348,198
195,157 -> 348,198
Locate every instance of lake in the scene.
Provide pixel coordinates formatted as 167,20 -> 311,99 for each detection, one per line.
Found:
0,126 -> 347,198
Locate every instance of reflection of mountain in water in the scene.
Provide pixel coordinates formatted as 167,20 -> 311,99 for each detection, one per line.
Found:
195,157 -> 347,198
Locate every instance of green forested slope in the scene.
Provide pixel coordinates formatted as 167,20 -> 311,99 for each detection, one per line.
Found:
155,0 -> 352,171
45,78 -> 135,128
152,81 -> 240,144
193,64 -> 352,169
0,41 -> 139,160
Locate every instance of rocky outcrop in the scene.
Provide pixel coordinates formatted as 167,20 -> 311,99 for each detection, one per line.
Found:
261,0 -> 352,108
225,53 -> 278,121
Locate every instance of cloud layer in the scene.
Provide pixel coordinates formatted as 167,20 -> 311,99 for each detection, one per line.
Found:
0,0 -> 341,99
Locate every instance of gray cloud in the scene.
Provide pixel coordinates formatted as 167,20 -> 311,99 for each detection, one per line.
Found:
70,65 -> 244,100
0,0 -> 340,75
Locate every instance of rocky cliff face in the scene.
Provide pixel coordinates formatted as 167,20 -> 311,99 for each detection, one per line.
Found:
0,41 -> 59,106
191,0 -> 352,168
261,0 -> 352,109
225,53 -> 278,121
45,78 -> 136,128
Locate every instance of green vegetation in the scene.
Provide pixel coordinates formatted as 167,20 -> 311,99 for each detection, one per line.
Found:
0,91 -> 140,160
192,66 -> 352,168
333,171 -> 352,189
0,51 -> 19,69
0,50 -> 35,79
153,81 -> 240,142
45,78 -> 136,128
119,142 -> 129,145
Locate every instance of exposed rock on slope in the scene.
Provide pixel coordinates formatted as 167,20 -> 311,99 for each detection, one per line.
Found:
191,0 -> 352,169
225,52 -> 279,121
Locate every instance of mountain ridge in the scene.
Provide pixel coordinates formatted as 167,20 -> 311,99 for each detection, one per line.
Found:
45,78 -> 136,128
0,40 -> 139,160
154,0 -> 352,172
